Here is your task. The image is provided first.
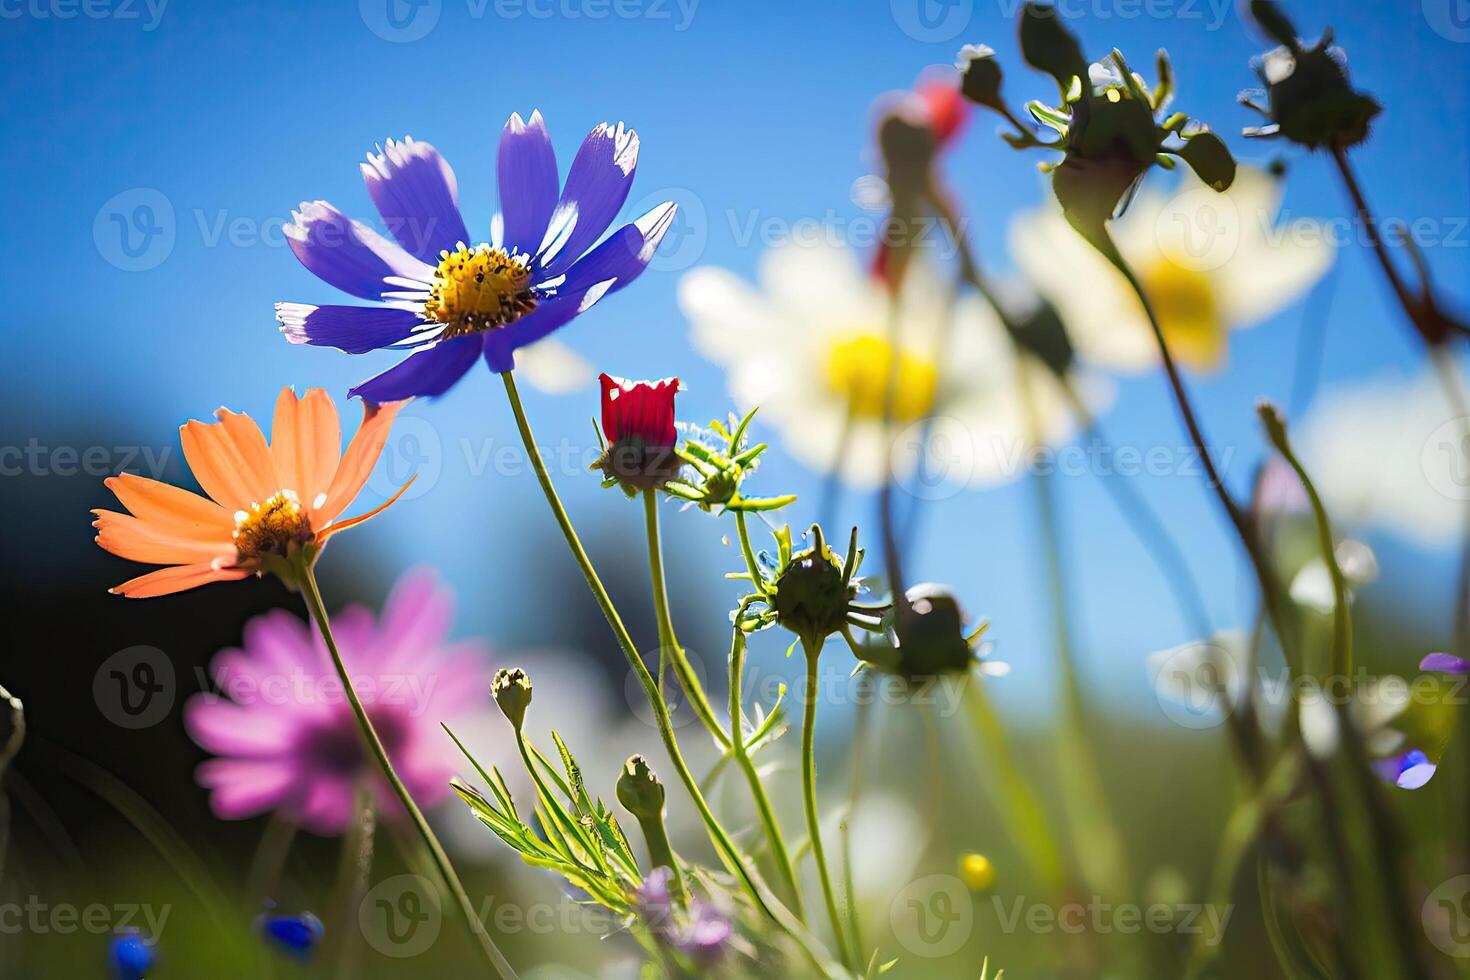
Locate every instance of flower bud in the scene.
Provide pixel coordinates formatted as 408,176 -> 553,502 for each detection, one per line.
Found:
957,44 -> 1005,110
892,583 -> 976,677
772,525 -> 857,650
960,852 -> 996,893
491,668 -> 533,731
616,754 -> 666,821
595,374 -> 682,492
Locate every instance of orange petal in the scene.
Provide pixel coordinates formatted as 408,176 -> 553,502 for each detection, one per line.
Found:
94,509 -> 235,565
181,409 -> 277,511
315,475 -> 416,544
214,407 -> 280,503
270,387 -> 342,507
104,473 -> 234,541
316,398 -> 408,525
110,560 -> 252,599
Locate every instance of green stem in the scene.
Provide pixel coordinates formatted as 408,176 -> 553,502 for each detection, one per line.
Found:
734,510 -> 766,592
1018,365 -> 1130,900
962,676 -> 1065,894
727,607 -> 806,918
297,565 -> 518,980
498,371 -> 837,976
800,639 -> 852,972
642,490 -> 729,746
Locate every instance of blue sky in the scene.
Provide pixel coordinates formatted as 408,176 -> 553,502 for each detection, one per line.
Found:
5,0 -> 1467,715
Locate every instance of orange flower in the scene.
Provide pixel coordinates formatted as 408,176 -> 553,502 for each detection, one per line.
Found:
94,387 -> 409,598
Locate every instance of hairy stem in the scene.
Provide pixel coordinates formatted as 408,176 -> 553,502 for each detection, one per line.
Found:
800,639 -> 852,972
298,566 -> 516,979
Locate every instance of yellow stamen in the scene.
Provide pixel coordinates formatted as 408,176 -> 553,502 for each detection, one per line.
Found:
232,490 -> 312,562
425,243 -> 537,338
1141,254 -> 1226,371
823,334 -> 938,422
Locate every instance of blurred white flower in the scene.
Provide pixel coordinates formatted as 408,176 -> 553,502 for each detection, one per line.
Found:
1289,539 -> 1379,614
678,237 -> 1080,490
1298,367 -> 1470,549
515,338 -> 595,394
1010,166 -> 1333,373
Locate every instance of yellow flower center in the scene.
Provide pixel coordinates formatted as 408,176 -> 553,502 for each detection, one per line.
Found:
233,490 -> 313,562
1141,255 -> 1226,371
823,334 -> 938,422
425,244 -> 537,338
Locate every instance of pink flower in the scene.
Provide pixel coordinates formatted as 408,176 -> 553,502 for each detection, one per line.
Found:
185,569 -> 489,834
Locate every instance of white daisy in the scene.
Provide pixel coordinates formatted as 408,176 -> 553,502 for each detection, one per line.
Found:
1297,366 -> 1470,549
1010,166 -> 1334,373
678,237 -> 1079,490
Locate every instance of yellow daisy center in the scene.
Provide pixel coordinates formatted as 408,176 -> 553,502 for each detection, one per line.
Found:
823,334 -> 938,422
1141,255 -> 1226,371
425,244 -> 537,338
233,490 -> 313,562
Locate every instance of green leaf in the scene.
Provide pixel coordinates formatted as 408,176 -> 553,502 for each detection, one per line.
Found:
1174,130 -> 1236,191
1019,2 -> 1089,94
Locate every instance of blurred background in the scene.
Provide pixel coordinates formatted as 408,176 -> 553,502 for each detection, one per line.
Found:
2,0 -> 1468,976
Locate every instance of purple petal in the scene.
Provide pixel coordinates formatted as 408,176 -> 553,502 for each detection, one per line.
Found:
361,138 -> 471,264
372,568 -> 455,673
284,200 -> 434,301
498,110 -> 560,255
349,336 -> 483,402
276,303 -> 434,354
536,122 -> 640,276
1398,759 -> 1438,789
560,202 -> 677,295
1421,652 -> 1470,674
483,282 -> 613,373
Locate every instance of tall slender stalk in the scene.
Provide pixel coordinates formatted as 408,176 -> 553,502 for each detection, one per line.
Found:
643,489 -> 805,917
799,639 -> 852,972
296,565 -> 518,980
498,372 -> 837,976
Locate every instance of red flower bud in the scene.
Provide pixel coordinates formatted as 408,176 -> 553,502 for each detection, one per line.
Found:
597,373 -> 682,490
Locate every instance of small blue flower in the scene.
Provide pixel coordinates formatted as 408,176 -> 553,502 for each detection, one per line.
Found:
275,114 -> 677,401
108,930 -> 155,980
1374,749 -> 1437,791
255,910 -> 324,961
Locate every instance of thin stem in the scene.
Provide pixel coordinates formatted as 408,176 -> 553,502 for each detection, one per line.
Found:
734,510 -> 766,594
1109,250 -> 1298,676
842,670 -> 872,963
800,639 -> 852,972
297,565 -> 518,980
1328,146 -> 1426,341
498,371 -> 836,976
331,785 -> 375,980
245,811 -> 298,905
642,490 -> 728,746
726,621 -> 806,919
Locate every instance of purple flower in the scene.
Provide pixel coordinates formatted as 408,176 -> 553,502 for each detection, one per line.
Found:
634,869 -> 733,965
275,114 -> 677,402
185,569 -> 490,834
1374,749 -> 1437,790
1421,652 -> 1470,675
